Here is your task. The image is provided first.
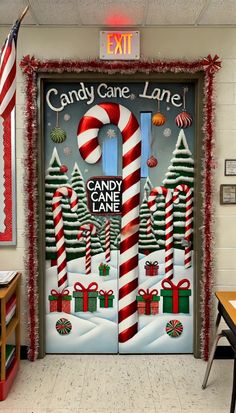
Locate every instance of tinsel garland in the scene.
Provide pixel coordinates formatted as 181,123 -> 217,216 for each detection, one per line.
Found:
20,55 -> 221,361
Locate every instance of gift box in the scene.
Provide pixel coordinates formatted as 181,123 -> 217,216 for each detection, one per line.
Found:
144,261 -> 159,276
98,263 -> 110,276
73,282 -> 98,312
161,278 -> 191,314
136,288 -> 160,315
99,290 -> 114,308
48,289 -> 72,313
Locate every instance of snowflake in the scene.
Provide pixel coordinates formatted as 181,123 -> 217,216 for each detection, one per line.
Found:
63,146 -> 72,156
48,122 -> 51,126
130,93 -> 136,100
84,168 -> 88,173
107,128 -> 116,138
64,114 -> 71,121
163,128 -> 172,137
167,107 -> 170,111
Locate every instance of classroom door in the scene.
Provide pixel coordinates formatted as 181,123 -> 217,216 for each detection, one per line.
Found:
44,79 -> 195,354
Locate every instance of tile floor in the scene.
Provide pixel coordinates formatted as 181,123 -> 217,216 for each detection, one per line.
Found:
0,355 -> 233,413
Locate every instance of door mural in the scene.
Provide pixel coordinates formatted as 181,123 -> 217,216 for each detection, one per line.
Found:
44,80 -> 195,354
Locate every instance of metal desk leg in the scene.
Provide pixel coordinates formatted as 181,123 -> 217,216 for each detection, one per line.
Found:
202,312 -> 222,390
230,356 -> 236,413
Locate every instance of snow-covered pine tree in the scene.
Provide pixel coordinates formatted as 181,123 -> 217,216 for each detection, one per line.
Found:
139,177 -> 159,254
152,195 -> 166,249
70,162 -> 102,231
45,148 -> 84,264
112,232 -> 121,250
163,129 -> 194,246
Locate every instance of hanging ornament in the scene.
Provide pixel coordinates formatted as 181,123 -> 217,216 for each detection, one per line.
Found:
50,112 -> 67,143
152,100 -> 166,126
166,320 -> 183,338
147,155 -> 158,168
60,164 -> 68,173
175,87 -> 193,128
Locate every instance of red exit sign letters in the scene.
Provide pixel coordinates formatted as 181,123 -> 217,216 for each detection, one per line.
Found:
100,31 -> 140,60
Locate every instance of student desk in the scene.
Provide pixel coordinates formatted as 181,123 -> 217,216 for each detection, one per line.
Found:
202,291 -> 236,413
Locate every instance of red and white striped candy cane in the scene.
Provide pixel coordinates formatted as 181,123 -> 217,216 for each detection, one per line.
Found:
105,218 -> 111,263
148,187 -> 174,279
173,184 -> 193,268
77,223 -> 96,274
52,186 -> 78,290
77,102 -> 141,343
147,216 -> 152,236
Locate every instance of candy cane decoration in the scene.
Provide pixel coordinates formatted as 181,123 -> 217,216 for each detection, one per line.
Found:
77,102 -> 141,343
147,216 -> 152,236
77,223 -> 96,274
52,186 -> 78,290
173,184 -> 193,268
148,187 -> 174,279
105,219 -> 111,263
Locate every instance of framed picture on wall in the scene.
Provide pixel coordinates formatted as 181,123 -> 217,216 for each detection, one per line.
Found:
225,159 -> 236,176
0,112 -> 16,245
220,184 -> 236,204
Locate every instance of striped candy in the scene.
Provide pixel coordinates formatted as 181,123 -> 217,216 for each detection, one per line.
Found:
173,184 -> 193,268
77,102 -> 141,343
77,223 -> 97,274
147,216 -> 152,236
148,187 -> 174,279
52,186 -> 78,290
105,218 -> 111,263
166,320 -> 183,338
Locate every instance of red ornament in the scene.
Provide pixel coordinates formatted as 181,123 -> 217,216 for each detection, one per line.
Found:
147,155 -> 158,168
60,165 -> 68,173
175,111 -> 192,128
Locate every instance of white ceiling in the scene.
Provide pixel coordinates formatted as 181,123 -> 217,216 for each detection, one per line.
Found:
0,0 -> 236,27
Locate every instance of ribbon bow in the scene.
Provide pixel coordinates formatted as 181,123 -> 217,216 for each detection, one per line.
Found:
138,288 -> 158,315
50,288 -> 70,312
99,290 -> 114,307
74,282 -> 98,312
145,261 -> 158,267
203,54 -> 221,74
161,278 -> 190,313
20,55 -> 39,74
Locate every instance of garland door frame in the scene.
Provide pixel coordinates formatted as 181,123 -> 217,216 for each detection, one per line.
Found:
37,71 -> 204,358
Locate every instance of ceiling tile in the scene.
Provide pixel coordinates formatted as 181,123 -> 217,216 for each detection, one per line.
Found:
77,0 -> 146,26
199,0 -> 236,25
30,0 -> 81,25
146,0 -> 206,25
0,0 -> 35,25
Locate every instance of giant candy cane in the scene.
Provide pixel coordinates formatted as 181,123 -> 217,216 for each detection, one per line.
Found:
77,223 -> 96,274
77,102 -> 141,343
173,184 -> 193,268
105,218 -> 111,263
52,186 -> 78,290
148,187 -> 174,279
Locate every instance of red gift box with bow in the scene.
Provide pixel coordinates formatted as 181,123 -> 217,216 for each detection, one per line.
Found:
136,288 -> 160,315
144,261 -> 159,276
48,289 -> 72,313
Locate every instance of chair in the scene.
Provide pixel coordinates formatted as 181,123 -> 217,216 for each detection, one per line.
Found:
202,329 -> 236,413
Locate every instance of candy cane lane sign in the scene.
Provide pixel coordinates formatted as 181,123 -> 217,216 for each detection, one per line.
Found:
100,31 -> 140,60
86,176 -> 122,215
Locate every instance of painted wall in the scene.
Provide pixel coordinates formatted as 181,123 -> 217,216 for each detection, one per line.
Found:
0,27 -> 235,345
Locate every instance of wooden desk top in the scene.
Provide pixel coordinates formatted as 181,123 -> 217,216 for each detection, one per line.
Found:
0,273 -> 21,299
216,291 -> 236,325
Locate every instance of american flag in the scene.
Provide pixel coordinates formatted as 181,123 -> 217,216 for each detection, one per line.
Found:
0,19 -> 21,119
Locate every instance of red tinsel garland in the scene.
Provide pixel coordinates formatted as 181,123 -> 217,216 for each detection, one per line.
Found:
20,55 -> 221,361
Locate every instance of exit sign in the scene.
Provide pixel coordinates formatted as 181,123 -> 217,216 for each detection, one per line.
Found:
100,31 -> 140,60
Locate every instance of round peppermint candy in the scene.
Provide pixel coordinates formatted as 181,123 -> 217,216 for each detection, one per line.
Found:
166,320 -> 183,338
56,318 -> 72,335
